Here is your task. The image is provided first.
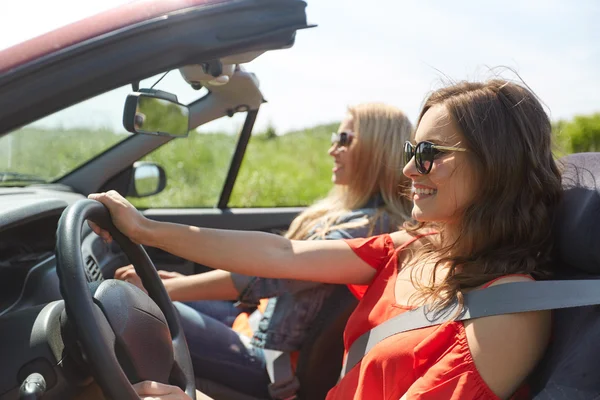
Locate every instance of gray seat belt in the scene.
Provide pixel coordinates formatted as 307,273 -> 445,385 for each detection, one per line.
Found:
341,279 -> 600,377
263,349 -> 299,400
246,309 -> 299,400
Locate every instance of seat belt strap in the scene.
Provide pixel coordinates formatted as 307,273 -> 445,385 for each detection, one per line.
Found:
342,279 -> 600,377
263,349 -> 300,400
248,309 -> 299,399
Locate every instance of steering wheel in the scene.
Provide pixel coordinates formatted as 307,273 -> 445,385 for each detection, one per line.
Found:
55,199 -> 196,399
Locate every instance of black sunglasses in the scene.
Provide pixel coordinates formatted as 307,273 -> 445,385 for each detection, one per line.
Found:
404,140 -> 467,174
331,131 -> 355,147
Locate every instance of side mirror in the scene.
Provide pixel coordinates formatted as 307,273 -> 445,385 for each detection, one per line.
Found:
128,161 -> 167,198
123,89 -> 190,137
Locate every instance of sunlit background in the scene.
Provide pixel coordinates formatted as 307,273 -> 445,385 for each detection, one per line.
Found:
0,0 -> 598,208
1,0 -> 598,133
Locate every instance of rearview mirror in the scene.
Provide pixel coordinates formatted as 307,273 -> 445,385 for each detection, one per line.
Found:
123,89 -> 190,137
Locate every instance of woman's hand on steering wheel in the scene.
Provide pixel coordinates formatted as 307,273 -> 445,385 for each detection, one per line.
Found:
88,190 -> 152,245
58,198 -> 198,398
134,381 -> 213,400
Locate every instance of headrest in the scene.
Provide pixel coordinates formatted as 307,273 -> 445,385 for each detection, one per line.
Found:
555,152 -> 600,274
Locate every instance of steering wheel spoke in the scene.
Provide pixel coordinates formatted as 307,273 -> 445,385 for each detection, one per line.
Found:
90,302 -> 117,357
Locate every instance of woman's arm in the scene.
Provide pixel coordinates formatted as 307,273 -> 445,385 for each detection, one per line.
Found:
116,213 -> 396,303
115,265 -> 239,302
462,276 -> 551,399
146,223 -> 372,284
89,191 -> 377,285
231,217 -> 393,303
162,270 -> 239,302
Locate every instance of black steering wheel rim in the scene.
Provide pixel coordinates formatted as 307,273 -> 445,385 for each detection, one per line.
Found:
55,199 -> 196,399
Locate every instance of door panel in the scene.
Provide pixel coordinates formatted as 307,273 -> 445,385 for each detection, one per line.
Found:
143,207 -> 303,231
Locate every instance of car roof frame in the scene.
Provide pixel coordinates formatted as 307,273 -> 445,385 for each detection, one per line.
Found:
0,0 -> 311,135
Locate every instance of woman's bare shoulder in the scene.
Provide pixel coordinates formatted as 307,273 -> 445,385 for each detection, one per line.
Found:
463,275 -> 551,398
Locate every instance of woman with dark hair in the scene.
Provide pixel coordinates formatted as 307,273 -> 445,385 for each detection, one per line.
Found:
91,78 -> 562,400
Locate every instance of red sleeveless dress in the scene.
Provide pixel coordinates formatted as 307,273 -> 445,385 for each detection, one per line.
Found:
325,234 -> 533,400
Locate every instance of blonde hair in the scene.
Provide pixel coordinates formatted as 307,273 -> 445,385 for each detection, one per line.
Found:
285,103 -> 414,240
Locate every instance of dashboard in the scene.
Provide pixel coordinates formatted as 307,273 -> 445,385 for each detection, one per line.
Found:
0,186 -> 133,398
0,186 -> 128,317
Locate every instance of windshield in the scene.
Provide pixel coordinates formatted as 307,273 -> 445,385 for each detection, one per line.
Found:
0,71 -> 207,186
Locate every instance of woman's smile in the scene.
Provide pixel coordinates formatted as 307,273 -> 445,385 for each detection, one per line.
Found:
412,184 -> 438,201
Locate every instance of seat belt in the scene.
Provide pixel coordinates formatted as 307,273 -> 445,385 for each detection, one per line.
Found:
247,309 -> 299,400
341,279 -> 600,377
263,349 -> 300,400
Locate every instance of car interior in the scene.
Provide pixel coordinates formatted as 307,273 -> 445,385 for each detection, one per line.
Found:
0,59 -> 362,399
4,107 -> 600,400
1,1 -> 599,399
0,1 -> 332,398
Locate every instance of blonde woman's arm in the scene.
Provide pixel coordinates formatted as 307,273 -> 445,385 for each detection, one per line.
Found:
114,265 -> 239,302
88,191 -> 379,286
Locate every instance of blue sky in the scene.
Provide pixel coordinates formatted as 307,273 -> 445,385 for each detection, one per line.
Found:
1,0 -> 598,134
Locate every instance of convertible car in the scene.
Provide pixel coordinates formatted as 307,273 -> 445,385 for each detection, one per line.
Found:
0,1 -> 343,399
1,1 -> 600,400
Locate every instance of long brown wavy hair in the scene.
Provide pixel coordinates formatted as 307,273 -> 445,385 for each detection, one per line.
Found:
404,79 -> 563,311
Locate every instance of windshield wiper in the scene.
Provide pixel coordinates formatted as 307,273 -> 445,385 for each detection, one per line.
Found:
0,171 -> 48,184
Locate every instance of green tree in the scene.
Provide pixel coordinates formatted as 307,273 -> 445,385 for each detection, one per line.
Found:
553,113 -> 600,154
264,122 -> 277,140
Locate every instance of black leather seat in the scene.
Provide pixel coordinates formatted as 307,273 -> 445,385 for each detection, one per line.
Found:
294,285 -> 358,400
530,152 -> 600,398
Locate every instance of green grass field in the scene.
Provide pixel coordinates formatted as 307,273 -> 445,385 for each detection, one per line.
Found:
0,123 -> 339,208
131,122 -> 339,208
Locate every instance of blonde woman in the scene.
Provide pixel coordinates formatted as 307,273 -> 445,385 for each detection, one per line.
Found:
115,103 -> 414,398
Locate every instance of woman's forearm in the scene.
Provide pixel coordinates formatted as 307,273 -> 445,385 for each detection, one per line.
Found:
88,191 -> 376,285
143,221 -> 290,277
140,220 -> 375,285
163,270 -> 239,302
